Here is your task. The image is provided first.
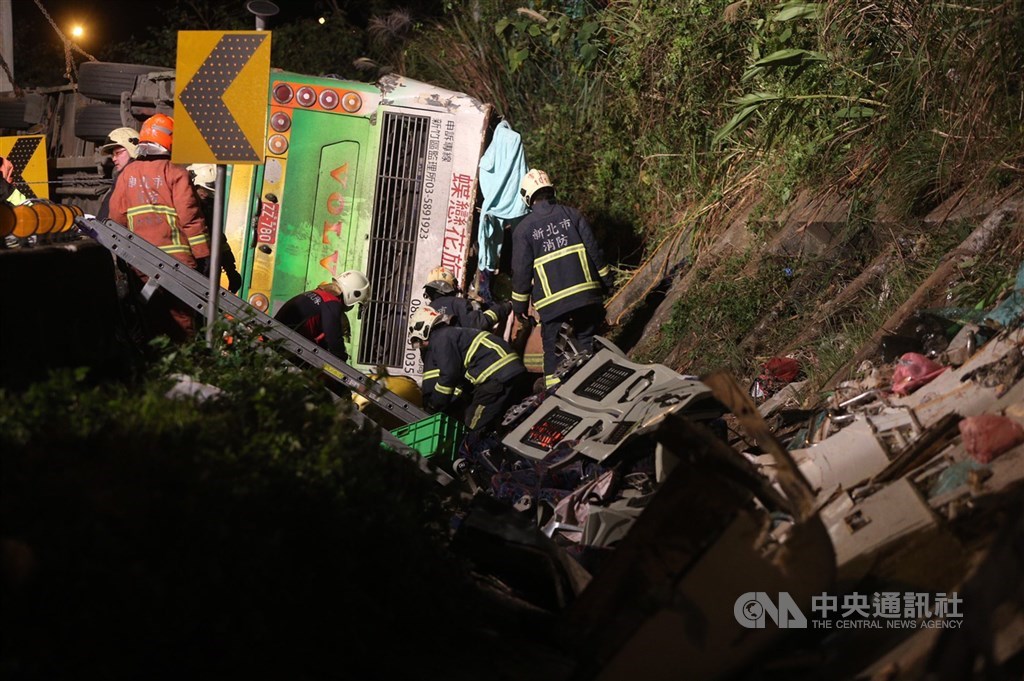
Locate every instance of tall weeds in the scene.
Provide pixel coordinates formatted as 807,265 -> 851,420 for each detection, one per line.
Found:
398,0 -> 1023,379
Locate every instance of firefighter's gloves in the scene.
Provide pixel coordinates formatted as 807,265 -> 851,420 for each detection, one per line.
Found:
195,256 -> 211,276
515,311 -> 532,325
225,267 -> 242,294
601,274 -> 615,293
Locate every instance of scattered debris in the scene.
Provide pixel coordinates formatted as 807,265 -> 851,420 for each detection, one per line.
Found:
891,352 -> 948,396
959,414 -> 1024,464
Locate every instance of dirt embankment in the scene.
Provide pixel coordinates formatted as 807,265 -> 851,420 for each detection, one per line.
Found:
608,182 -> 1024,403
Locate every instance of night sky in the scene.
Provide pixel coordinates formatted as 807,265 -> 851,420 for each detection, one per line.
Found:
13,1 -> 325,46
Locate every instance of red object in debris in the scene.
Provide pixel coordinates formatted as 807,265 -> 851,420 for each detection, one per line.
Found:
763,356 -> 801,383
752,356 -> 802,401
891,352 -> 947,396
959,414 -> 1024,464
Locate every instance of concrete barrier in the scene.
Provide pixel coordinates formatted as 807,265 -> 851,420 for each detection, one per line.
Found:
0,238 -> 132,389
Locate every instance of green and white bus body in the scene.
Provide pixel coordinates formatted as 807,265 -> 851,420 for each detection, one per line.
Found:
223,72 -> 492,379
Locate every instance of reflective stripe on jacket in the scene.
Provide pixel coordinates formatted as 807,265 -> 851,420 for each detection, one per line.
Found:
108,157 -> 210,266
511,200 -> 610,321
421,325 -> 525,411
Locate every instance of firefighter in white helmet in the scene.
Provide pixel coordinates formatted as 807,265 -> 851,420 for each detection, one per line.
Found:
274,270 -> 371,362
511,168 -> 614,389
186,163 -> 242,293
422,266 -> 511,332
409,305 -> 531,431
96,127 -> 140,220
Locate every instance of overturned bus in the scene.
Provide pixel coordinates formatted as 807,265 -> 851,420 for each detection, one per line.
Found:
1,62 -> 493,380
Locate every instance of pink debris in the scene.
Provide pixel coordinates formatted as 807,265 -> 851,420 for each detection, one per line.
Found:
959,414 -> 1024,464
891,352 -> 948,396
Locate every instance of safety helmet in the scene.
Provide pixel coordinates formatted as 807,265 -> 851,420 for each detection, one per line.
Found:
98,127 -> 140,158
138,113 -> 174,152
519,168 -> 553,207
187,163 -> 217,191
408,306 -> 443,343
423,266 -> 457,296
334,270 -> 370,307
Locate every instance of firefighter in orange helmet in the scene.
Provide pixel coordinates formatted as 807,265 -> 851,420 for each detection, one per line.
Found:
108,113 -> 210,342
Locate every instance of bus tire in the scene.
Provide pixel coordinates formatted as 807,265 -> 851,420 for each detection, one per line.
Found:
74,104 -> 126,142
77,62 -> 170,103
0,99 -> 31,130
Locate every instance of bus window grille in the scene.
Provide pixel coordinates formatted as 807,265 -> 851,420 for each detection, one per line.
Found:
359,111 -> 430,367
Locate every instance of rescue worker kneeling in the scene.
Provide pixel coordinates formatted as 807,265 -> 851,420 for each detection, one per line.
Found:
423,266 -> 511,332
274,270 -> 370,362
409,306 -> 532,432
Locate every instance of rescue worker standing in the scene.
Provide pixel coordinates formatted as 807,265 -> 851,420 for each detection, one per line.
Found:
96,127 -> 139,220
274,271 -> 370,362
108,114 -> 210,342
186,163 -> 242,294
409,306 -> 531,431
511,169 -> 613,389
423,266 -> 511,332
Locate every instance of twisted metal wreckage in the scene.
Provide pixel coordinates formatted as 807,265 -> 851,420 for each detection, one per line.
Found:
443,261 -> 1024,681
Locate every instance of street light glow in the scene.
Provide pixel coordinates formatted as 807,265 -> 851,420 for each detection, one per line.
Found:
71,24 -> 85,39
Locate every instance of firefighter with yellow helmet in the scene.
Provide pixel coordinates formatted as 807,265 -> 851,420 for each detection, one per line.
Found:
511,169 -> 613,389
422,266 -> 511,332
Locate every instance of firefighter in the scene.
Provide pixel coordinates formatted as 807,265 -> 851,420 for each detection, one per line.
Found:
273,270 -> 370,362
423,266 -> 511,331
186,163 -> 242,294
510,169 -> 614,389
408,306 -> 531,432
108,114 -> 210,342
96,127 -> 139,220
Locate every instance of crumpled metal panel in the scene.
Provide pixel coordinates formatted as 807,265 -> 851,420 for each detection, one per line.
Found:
502,346 -> 720,461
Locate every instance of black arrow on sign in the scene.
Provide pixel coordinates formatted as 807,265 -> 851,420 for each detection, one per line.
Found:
179,33 -> 267,162
6,137 -> 41,199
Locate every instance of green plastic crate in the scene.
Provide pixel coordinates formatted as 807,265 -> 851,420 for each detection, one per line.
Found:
390,413 -> 466,461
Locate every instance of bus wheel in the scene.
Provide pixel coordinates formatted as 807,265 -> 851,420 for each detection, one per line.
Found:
77,62 -> 171,103
74,104 -> 130,143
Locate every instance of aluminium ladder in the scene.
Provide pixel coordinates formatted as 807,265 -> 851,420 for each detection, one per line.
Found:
76,216 -> 432,443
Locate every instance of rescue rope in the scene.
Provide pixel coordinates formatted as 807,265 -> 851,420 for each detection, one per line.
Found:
32,0 -> 98,83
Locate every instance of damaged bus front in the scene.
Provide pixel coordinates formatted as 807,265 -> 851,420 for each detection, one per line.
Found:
222,72 -> 493,380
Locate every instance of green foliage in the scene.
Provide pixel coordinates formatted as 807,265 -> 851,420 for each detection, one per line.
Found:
268,16 -> 366,78
659,253 -> 792,374
715,0 -> 1024,215
102,0 -> 248,66
0,321 -> 487,678
493,10 -> 603,74
97,1 -> 369,79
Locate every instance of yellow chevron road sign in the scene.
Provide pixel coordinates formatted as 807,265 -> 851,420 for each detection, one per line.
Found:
173,31 -> 271,165
1,135 -> 48,200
